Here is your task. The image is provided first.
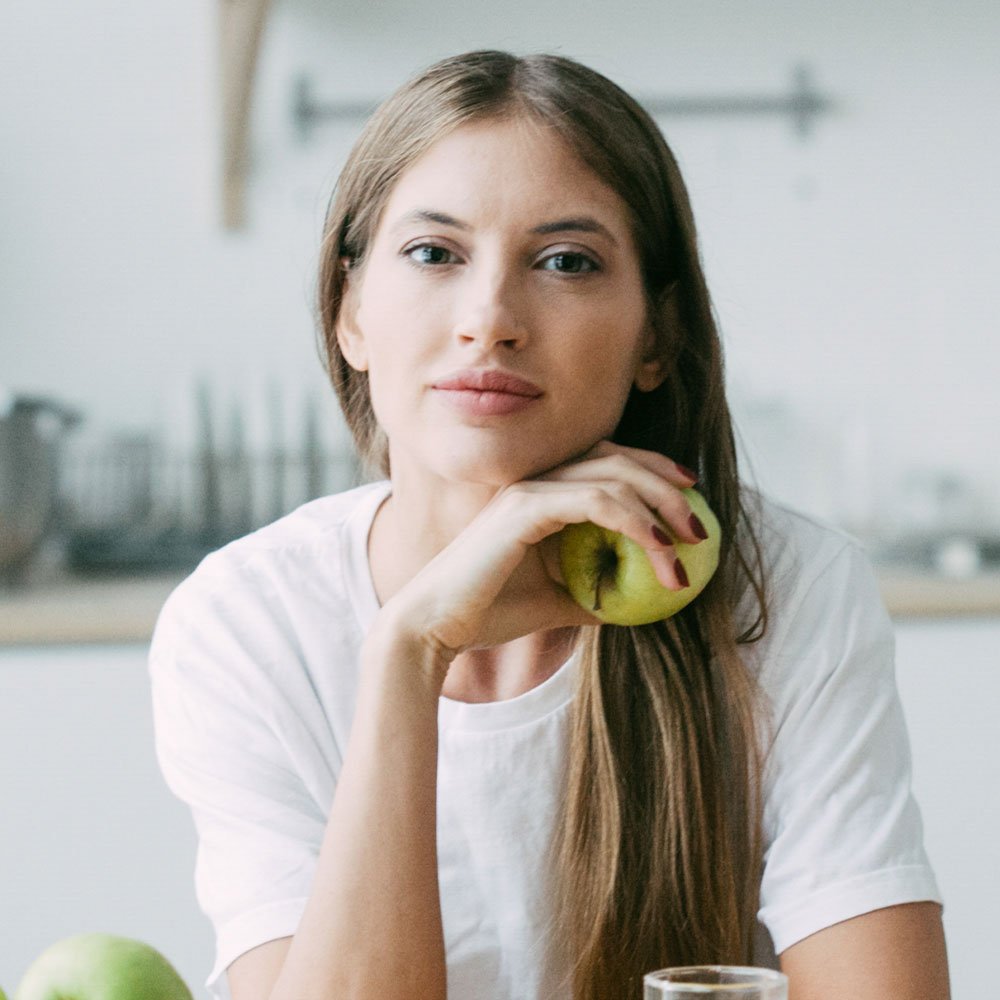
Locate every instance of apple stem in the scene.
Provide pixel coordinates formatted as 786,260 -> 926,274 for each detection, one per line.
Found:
591,546 -> 619,613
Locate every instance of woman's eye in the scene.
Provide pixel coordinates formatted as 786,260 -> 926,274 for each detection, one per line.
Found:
405,244 -> 457,266
540,252 -> 599,274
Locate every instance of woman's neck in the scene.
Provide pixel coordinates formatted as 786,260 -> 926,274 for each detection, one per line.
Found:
366,487 -> 577,704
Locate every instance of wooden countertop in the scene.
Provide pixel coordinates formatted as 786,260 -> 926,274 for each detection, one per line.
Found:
2,568 -> 1000,646
876,569 -> 1000,619
0,572 -> 185,646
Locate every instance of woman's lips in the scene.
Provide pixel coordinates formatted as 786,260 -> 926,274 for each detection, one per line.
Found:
432,388 -> 542,416
431,368 -> 543,396
430,367 -> 544,417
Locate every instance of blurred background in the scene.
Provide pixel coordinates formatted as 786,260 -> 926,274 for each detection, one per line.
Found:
1,0 -> 997,996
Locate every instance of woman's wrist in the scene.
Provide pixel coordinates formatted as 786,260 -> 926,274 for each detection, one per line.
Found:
363,605 -> 456,695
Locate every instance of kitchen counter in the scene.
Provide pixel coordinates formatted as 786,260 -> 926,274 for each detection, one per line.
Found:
2,567 -> 1000,646
877,568 -> 1000,618
0,572 -> 184,646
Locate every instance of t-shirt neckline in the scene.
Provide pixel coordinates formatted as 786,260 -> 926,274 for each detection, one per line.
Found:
345,479 -> 578,733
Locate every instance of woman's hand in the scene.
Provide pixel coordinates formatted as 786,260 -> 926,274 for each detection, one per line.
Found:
375,439 -> 707,669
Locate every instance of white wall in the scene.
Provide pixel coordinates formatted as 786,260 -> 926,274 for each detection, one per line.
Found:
1,623 -> 995,997
2,0 -> 998,531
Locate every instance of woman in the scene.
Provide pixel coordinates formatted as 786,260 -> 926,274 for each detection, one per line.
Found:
149,50 -> 949,999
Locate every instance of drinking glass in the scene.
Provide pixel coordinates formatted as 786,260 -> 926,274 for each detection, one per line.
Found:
643,965 -> 788,998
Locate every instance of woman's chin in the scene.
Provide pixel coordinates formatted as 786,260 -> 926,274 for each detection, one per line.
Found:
457,449 -> 584,486
391,428 -> 601,489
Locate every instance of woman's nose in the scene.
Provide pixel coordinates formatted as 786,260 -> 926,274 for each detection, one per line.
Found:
452,263 -> 528,347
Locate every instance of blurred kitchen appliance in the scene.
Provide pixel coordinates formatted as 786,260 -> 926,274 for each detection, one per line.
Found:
62,382 -> 363,575
0,393 -> 81,585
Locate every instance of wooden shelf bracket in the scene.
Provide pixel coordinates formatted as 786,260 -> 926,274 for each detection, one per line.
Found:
220,0 -> 273,228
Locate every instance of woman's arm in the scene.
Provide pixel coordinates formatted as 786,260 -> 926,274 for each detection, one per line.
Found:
225,939 -> 290,1000
780,901 -> 950,999
228,619 -> 451,1000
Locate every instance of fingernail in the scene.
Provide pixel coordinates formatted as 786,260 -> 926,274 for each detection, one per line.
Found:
674,558 -> 689,588
676,463 -> 698,483
689,513 -> 708,540
651,524 -> 671,546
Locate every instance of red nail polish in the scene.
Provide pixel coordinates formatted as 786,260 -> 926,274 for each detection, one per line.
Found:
651,524 -> 671,546
689,513 -> 708,540
674,558 -> 689,588
676,463 -> 698,482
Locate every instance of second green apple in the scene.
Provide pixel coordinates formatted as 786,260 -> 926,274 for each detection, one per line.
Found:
14,933 -> 192,1000
558,487 -> 721,626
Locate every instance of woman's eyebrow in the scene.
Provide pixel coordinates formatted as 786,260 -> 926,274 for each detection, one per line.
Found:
531,216 -> 618,246
389,209 -> 618,246
391,209 -> 470,232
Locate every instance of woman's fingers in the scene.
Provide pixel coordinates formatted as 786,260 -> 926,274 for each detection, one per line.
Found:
535,446 -> 707,550
378,440 -> 710,660
572,439 -> 698,490
588,439 -> 699,487
512,480 -> 689,591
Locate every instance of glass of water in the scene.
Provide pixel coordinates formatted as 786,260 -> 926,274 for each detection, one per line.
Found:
643,966 -> 788,998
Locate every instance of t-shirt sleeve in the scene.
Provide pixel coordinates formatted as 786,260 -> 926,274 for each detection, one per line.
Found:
756,536 -> 942,955
148,562 -> 328,1000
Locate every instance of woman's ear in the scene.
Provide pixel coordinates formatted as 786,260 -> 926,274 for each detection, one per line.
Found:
633,355 -> 667,393
632,322 -> 671,393
633,286 -> 681,393
335,259 -> 368,372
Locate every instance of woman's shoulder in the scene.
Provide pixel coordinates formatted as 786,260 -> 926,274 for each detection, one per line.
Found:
740,486 -> 873,601
736,486 -> 890,669
742,486 -> 862,569
151,479 -> 390,648
148,482 -> 391,765
211,477 -> 390,563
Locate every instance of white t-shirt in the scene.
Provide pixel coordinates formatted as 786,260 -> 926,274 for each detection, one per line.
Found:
148,479 -> 942,1000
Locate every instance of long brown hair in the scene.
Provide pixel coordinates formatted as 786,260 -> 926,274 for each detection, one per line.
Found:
315,50 -> 771,998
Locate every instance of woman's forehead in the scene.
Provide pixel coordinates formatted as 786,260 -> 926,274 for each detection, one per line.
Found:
379,117 -> 632,236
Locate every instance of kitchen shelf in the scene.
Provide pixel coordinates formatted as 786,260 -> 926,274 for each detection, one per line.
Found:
2,569 -> 999,647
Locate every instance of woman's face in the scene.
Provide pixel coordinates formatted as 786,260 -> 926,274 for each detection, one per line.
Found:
336,115 -> 667,488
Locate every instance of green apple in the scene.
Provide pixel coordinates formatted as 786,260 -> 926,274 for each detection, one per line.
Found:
15,933 -> 192,1000
558,486 -> 721,625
